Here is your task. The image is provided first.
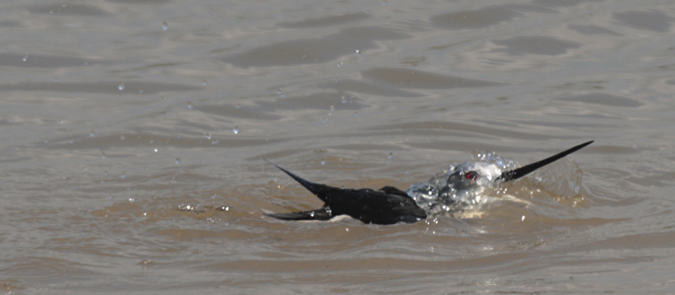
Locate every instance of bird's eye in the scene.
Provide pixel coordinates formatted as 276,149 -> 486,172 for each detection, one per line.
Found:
465,171 -> 479,181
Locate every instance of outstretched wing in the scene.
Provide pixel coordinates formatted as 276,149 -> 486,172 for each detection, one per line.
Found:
264,162 -> 426,225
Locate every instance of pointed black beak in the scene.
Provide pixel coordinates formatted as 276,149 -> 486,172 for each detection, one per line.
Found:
496,141 -> 593,183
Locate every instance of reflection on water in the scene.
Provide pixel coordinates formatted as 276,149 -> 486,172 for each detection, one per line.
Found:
1,0 -> 675,293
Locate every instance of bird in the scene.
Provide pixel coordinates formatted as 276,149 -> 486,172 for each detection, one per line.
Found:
263,141 -> 593,225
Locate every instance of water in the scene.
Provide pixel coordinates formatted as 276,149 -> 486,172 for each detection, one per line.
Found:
1,0 -> 675,294
407,150 -> 521,215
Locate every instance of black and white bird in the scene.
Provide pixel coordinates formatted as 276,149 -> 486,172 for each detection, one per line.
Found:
264,141 -> 593,225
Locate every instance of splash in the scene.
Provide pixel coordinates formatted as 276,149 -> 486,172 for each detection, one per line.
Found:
407,151 -> 518,215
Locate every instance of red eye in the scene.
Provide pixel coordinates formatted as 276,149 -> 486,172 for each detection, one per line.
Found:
465,171 -> 479,181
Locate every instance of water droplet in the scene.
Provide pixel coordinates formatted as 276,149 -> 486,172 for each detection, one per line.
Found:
232,126 -> 240,134
118,83 -> 125,91
162,21 -> 168,31
187,102 -> 194,110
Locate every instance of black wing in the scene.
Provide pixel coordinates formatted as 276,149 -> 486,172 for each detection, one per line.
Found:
264,163 -> 426,225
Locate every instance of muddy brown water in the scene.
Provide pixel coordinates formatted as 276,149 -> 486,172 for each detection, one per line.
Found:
1,1 -> 674,294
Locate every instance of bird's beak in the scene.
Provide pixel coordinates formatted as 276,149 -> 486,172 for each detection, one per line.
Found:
496,141 -> 593,183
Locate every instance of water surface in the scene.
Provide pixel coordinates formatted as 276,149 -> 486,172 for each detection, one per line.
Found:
1,0 -> 674,294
